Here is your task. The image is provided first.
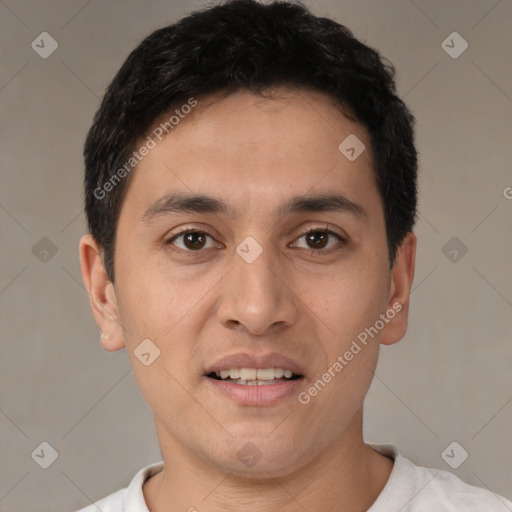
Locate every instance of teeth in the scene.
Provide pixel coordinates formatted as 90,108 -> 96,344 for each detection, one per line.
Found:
215,367 -> 296,381
256,368 -> 274,380
240,368 -> 257,380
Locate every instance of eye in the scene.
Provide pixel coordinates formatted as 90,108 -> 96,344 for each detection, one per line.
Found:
165,229 -> 221,252
292,227 -> 345,253
164,225 -> 346,256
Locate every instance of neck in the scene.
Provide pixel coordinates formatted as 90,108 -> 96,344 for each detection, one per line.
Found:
143,411 -> 393,512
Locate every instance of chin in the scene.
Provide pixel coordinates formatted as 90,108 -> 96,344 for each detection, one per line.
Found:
209,429 -> 308,477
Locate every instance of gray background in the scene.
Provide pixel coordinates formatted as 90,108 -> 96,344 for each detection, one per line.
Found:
1,0 -> 511,510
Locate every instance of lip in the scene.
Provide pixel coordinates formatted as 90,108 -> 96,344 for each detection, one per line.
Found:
204,376 -> 303,406
203,351 -> 306,406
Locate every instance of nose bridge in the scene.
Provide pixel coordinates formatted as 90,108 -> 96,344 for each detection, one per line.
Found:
217,236 -> 298,334
236,239 -> 279,300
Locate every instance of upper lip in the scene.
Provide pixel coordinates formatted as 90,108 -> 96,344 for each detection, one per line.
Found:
205,352 -> 306,376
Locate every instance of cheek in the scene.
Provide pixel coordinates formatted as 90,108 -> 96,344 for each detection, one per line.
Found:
305,257 -> 390,342
114,257 -> 221,373
114,243 -> 178,332
116,274 -> 200,415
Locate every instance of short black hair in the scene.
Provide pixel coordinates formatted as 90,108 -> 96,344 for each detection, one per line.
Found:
84,0 -> 418,282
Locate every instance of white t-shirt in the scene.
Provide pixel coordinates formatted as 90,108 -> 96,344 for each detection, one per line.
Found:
75,444 -> 512,511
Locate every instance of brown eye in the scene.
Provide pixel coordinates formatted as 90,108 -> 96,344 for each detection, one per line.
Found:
182,232 -> 207,250
305,231 -> 329,249
166,230 -> 218,252
294,229 -> 344,252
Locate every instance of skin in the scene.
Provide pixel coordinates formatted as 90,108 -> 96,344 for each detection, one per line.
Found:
80,86 -> 416,511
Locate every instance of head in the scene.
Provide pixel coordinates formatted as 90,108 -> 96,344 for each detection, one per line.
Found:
80,0 -> 417,476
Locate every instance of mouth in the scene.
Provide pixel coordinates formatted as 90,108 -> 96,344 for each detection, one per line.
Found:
204,353 -> 305,406
207,367 -> 303,386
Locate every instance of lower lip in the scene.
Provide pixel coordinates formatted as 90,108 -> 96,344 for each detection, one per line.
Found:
204,376 -> 304,406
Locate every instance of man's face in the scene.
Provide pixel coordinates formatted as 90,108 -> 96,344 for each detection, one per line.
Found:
99,88 -> 408,475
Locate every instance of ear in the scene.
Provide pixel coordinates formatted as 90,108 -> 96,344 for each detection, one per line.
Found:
380,232 -> 417,346
79,234 -> 125,351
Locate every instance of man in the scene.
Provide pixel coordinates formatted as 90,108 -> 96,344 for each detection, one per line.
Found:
77,0 -> 512,510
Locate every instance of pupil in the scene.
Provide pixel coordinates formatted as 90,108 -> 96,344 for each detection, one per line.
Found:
185,232 -> 205,250
307,231 -> 327,249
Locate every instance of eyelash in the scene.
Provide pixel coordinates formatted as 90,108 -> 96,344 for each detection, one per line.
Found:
164,225 -> 347,257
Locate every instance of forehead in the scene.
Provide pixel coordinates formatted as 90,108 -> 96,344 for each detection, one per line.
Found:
121,87 -> 381,222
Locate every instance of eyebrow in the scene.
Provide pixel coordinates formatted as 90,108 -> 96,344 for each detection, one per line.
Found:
140,191 -> 368,223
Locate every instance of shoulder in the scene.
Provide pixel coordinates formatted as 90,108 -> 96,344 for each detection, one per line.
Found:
74,487 -> 126,512
72,460 -> 164,512
369,443 -> 512,511
413,464 -> 512,510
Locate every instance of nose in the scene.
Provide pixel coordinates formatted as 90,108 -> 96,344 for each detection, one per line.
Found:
216,240 -> 299,336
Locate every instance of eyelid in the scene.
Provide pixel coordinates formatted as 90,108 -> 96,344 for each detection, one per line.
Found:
290,224 -> 347,254
164,226 -> 221,251
294,223 -> 347,242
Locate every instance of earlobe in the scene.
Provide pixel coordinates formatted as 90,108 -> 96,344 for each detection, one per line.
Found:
100,329 -> 124,351
380,232 -> 417,346
79,234 -> 126,351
